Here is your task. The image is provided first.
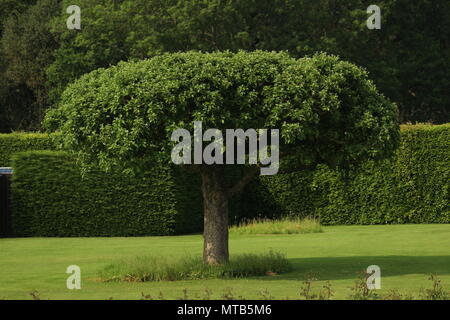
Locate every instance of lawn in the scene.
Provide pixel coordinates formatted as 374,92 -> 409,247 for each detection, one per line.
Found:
0,224 -> 449,300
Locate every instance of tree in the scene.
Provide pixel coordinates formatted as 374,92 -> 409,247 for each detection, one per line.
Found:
44,51 -> 399,264
0,0 -> 60,131
0,0 -> 36,36
0,0 -> 38,131
329,0 -> 450,123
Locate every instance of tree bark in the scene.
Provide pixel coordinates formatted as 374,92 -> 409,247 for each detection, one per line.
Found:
201,166 -> 229,265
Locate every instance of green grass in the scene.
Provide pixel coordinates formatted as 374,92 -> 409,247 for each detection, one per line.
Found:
229,217 -> 322,235
99,251 -> 291,282
0,224 -> 449,299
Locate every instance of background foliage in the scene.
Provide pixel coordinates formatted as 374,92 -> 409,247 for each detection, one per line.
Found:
0,0 -> 449,132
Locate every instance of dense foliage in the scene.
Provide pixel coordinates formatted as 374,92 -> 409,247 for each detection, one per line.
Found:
10,150 -> 202,236
241,124 -> 450,224
44,51 -> 399,174
0,132 -> 56,166
0,0 -> 448,132
0,0 -> 56,131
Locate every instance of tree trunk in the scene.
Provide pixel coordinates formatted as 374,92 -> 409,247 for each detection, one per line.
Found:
201,166 -> 229,265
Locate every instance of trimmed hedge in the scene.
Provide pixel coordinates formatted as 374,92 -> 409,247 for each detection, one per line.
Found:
2,133 -> 243,237
241,124 -> 450,224
4,124 -> 450,237
0,132 -> 56,166
11,151 -> 202,237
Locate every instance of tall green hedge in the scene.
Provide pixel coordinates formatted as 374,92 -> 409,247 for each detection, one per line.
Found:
241,124 -> 450,224
11,151 -> 202,237
0,132 -> 56,166
2,133 -> 242,237
5,124 -> 450,237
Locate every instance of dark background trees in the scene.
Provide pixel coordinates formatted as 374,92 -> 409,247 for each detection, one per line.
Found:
1,0 -> 449,132
0,0 -> 37,132
0,0 -> 61,131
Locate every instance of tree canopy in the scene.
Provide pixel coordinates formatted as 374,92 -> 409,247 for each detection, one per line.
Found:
45,51 -> 399,171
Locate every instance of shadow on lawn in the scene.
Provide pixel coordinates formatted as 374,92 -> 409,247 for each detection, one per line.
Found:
262,255 -> 450,281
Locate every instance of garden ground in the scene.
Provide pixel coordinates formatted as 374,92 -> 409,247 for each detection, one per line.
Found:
0,224 -> 449,299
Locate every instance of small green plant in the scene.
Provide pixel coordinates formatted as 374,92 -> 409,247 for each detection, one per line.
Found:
220,288 -> 236,300
321,281 -> 335,300
158,291 -> 166,300
299,273 -> 334,300
201,288 -> 213,300
419,274 -> 449,300
347,271 -> 380,300
229,217 -> 322,235
178,288 -> 190,300
140,292 -> 154,300
259,289 -> 275,300
29,290 -> 41,300
299,273 -> 317,300
99,250 -> 292,282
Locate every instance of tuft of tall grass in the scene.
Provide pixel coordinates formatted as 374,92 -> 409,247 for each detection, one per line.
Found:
229,217 -> 322,235
99,250 -> 292,282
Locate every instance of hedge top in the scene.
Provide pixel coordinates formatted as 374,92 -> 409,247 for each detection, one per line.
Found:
400,123 -> 450,132
0,132 -> 56,166
44,51 -> 399,173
